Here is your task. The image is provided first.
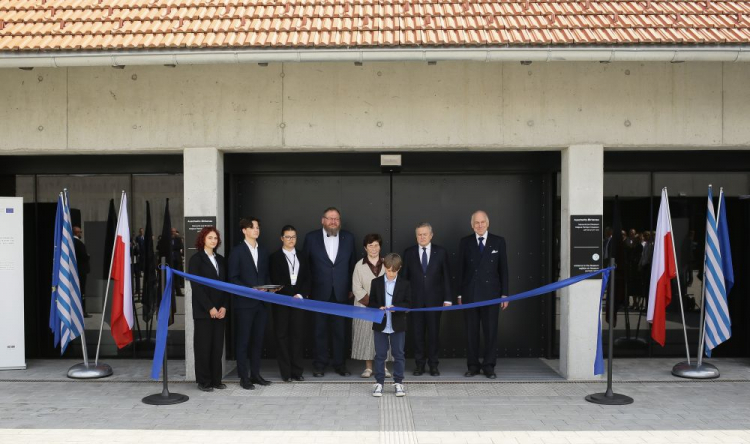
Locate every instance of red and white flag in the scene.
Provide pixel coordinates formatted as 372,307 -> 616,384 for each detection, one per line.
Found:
110,193 -> 133,348
647,188 -> 677,346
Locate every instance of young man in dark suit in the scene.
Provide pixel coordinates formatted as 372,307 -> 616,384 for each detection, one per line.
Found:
401,222 -> 453,376
228,217 -> 273,390
457,210 -> 509,379
368,253 -> 411,397
302,207 -> 357,377
269,225 -> 311,382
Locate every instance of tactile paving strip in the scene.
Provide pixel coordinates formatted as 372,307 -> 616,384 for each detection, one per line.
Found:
380,392 -> 418,444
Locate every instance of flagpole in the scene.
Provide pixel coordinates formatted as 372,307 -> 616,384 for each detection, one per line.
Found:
696,186 -> 714,366
697,187 -> 725,367
63,189 -> 90,369
670,186 -> 719,379
94,190 -> 125,367
663,188 -> 691,365
64,190 -> 112,379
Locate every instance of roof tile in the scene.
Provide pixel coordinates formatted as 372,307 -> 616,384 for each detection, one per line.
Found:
1,0 -> 749,51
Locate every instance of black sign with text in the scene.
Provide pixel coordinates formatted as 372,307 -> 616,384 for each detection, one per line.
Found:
570,215 -> 603,278
184,216 -> 217,266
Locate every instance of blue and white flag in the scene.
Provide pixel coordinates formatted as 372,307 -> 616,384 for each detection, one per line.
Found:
49,192 -> 86,354
703,187 -> 732,357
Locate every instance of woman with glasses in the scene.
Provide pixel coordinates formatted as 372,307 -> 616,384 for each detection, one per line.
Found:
269,225 -> 311,382
351,233 -> 392,378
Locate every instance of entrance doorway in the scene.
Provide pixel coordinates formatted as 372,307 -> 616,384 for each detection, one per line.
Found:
226,152 -> 559,360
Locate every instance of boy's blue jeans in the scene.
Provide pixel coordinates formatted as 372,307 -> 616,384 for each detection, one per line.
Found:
374,330 -> 405,385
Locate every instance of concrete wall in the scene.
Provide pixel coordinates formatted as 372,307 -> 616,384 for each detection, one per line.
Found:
1,61 -> 749,154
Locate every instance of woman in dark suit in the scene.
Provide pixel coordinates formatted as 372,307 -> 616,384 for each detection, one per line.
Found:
188,226 -> 228,392
269,225 -> 311,382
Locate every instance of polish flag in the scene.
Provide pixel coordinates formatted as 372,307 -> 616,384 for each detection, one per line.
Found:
647,188 -> 677,346
110,193 -> 133,348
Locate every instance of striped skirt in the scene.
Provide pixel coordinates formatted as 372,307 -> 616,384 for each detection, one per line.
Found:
351,319 -> 392,361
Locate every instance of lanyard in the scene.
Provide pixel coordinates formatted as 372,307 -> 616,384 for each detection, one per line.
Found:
285,252 -> 297,272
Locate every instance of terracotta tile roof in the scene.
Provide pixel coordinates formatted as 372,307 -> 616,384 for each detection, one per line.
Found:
1,0 -> 749,51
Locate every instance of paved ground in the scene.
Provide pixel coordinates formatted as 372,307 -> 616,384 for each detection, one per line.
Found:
1,358 -> 750,443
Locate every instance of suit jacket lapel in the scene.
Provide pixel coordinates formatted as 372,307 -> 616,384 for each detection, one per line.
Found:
394,279 -> 407,304
425,248 -> 437,273
245,242 -> 258,275
479,235 -> 496,264
333,232 -> 344,265
200,251 -> 219,277
320,231 -> 335,266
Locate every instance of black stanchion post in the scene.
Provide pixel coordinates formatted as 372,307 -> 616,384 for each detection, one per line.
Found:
586,258 -> 634,405
142,259 -> 189,406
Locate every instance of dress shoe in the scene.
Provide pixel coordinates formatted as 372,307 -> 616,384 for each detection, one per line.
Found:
313,370 -> 325,377
291,375 -> 305,382
213,383 -> 227,390
197,383 -> 214,392
251,376 -> 272,386
334,367 -> 351,377
83,313 -> 93,318
282,377 -> 291,382
412,367 -> 424,376
240,380 -> 256,390
464,370 -> 480,377
429,368 -> 440,376
485,372 -> 497,379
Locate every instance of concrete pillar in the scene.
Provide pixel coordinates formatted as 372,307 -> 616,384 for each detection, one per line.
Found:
183,147 -> 224,382
559,144 -> 604,380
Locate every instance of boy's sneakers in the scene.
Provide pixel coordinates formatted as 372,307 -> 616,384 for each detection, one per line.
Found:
372,383 -> 383,397
394,383 -> 405,397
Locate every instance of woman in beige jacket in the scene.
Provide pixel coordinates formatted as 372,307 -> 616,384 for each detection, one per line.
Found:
351,233 -> 391,378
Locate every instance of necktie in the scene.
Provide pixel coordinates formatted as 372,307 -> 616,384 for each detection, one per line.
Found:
421,247 -> 428,273
478,237 -> 485,254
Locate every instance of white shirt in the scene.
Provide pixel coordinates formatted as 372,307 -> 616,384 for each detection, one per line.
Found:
323,228 -> 339,263
244,239 -> 259,270
475,232 -> 489,246
384,275 -> 396,334
207,251 -> 219,275
282,248 -> 299,285
418,243 -> 431,267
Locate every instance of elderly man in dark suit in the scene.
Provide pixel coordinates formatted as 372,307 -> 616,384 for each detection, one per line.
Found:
457,210 -> 509,379
229,217 -> 273,390
302,207 -> 357,377
401,222 -> 453,376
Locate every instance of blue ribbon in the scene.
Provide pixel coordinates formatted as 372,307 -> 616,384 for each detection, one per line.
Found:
151,266 -> 173,379
151,266 -> 612,379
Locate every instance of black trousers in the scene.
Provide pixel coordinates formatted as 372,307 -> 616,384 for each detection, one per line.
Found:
79,273 -> 88,313
194,318 -> 225,386
273,304 -> 305,379
235,305 -> 267,382
313,291 -> 346,371
411,311 -> 442,369
464,304 -> 500,372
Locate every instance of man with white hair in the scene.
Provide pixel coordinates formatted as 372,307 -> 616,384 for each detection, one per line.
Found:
456,210 -> 509,379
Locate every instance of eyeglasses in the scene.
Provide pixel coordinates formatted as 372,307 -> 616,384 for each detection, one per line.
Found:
324,217 -> 340,222
282,235 -> 297,240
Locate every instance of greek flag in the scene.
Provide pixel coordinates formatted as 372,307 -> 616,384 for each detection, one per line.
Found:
49,191 -> 85,353
703,187 -> 732,357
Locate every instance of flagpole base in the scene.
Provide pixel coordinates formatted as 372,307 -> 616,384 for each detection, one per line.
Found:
67,363 -> 113,379
585,392 -> 634,405
142,391 -> 189,405
672,361 -> 720,379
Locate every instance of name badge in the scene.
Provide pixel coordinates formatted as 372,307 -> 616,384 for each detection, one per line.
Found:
290,274 -> 298,284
